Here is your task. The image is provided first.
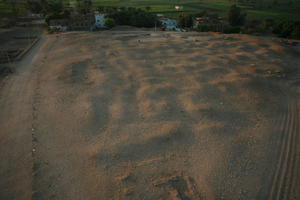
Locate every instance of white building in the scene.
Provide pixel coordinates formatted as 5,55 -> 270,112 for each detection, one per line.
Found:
160,18 -> 178,31
175,6 -> 183,10
27,12 -> 43,18
94,13 -> 106,28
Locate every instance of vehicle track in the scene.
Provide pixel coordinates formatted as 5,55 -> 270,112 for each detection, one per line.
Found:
30,36 -> 63,199
268,83 -> 299,200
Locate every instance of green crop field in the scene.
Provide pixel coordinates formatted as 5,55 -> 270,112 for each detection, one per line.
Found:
1,0 -> 300,21
89,0 -> 300,20
0,1 -> 25,15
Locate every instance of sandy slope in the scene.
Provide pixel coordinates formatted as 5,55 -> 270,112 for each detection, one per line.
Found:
0,31 -> 299,200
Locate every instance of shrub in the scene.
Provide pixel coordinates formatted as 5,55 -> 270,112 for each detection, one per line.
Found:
222,26 -> 241,34
273,20 -> 300,39
178,13 -> 194,28
291,25 -> 300,39
197,24 -> 222,32
197,24 -> 212,32
26,0 -> 44,14
264,19 -> 274,29
45,11 -> 69,25
107,7 -> 158,28
104,18 -> 115,29
228,4 -> 246,26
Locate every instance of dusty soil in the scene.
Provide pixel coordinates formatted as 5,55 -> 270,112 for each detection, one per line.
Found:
0,31 -> 299,200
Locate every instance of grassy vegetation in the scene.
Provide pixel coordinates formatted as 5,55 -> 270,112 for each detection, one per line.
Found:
89,0 -> 300,20
0,0 -> 300,20
1,0 -> 300,21
0,1 -> 13,14
0,1 -> 26,15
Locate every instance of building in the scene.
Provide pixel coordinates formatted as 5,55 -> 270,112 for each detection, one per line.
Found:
175,5 -> 183,10
94,13 -> 106,28
160,18 -> 178,31
26,12 -> 43,18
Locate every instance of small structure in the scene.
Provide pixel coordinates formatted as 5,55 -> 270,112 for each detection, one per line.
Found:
49,19 -> 69,32
193,17 -> 210,28
175,6 -> 183,10
160,18 -> 178,31
94,13 -> 106,28
27,12 -> 43,18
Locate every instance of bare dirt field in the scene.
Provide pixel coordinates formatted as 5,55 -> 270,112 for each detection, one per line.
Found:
0,30 -> 300,200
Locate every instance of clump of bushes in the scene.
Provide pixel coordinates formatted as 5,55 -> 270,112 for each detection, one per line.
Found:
196,24 -> 224,32
222,26 -> 241,34
292,26 -> 300,39
45,10 -> 70,25
196,24 -> 241,34
104,18 -> 115,29
194,4 -> 299,40
178,13 -> 194,28
228,4 -> 246,26
107,7 -> 158,28
197,24 -> 213,32
273,20 -> 300,39
196,5 -> 245,34
243,20 -> 267,35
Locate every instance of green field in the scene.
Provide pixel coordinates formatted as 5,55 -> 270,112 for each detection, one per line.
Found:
89,0 -> 300,20
1,0 -> 300,21
0,1 -> 26,15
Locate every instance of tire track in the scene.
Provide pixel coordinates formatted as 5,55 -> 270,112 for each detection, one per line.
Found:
31,36 -> 63,199
268,85 -> 299,200
283,102 -> 299,200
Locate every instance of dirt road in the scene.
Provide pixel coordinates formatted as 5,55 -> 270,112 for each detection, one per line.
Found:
0,31 -> 299,200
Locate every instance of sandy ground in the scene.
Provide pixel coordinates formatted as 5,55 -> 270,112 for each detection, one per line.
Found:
0,31 -> 300,200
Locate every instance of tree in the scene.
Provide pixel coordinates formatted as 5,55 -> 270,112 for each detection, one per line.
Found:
228,4 -> 246,26
178,13 -> 193,28
107,7 -> 158,27
291,25 -> 300,39
97,6 -> 105,12
3,0 -> 20,17
255,0 -> 264,8
47,0 -> 63,14
145,6 -> 151,11
76,0 -> 92,14
26,0 -> 42,13
273,20 -> 300,39
26,0 -> 71,16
